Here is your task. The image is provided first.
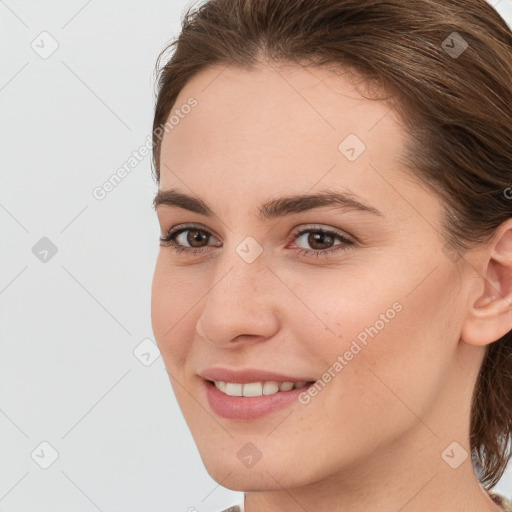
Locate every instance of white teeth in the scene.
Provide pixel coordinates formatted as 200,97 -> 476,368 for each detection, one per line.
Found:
214,381 -> 226,392
213,380 -> 309,397
224,382 -> 243,396
242,382 -> 263,397
262,381 -> 279,395
279,381 -> 294,392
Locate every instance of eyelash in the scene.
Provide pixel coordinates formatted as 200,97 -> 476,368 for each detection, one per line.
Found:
159,223 -> 355,259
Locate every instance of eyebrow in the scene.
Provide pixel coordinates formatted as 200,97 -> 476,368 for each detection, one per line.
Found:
153,188 -> 383,220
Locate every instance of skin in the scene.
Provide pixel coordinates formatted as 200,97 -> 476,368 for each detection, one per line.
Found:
151,61 -> 512,512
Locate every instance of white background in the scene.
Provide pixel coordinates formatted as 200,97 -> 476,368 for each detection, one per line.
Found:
0,0 -> 511,510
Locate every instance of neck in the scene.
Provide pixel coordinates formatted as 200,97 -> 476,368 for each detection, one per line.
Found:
244,468 -> 501,512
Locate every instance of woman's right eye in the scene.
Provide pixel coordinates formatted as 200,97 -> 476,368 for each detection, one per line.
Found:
159,224 -> 220,254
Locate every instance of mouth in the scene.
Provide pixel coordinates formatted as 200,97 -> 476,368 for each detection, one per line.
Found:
200,371 -> 317,420
208,379 -> 313,397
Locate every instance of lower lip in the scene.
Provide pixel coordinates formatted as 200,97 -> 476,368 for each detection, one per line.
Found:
203,380 -> 313,420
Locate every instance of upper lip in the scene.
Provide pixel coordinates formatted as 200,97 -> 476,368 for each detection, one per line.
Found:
199,367 -> 316,384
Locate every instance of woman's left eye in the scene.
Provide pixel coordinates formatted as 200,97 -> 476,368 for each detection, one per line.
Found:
159,223 -> 355,258
292,225 -> 355,258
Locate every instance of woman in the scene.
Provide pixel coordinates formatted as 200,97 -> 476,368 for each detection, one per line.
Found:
150,0 -> 512,510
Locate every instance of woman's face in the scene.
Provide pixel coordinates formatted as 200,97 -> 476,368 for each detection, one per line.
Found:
151,62 -> 478,490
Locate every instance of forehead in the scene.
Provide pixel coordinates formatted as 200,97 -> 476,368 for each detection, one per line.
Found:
158,62 -> 410,205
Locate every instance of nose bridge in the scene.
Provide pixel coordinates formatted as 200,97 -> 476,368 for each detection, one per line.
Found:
195,238 -> 280,345
213,233 -> 270,297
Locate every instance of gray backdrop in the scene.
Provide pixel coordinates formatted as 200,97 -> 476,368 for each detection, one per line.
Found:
1,0 -> 511,510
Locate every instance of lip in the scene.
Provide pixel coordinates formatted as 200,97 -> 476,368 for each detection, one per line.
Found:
199,367 -> 315,384
199,367 -> 316,421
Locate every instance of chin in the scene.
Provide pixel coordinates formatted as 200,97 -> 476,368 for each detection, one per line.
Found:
197,442 -> 317,492
204,461 -> 302,492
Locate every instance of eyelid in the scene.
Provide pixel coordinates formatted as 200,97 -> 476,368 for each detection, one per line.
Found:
160,222 -> 353,240
290,223 -> 355,243
162,223 -> 221,241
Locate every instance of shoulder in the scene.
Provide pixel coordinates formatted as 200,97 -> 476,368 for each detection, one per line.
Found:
489,491 -> 512,512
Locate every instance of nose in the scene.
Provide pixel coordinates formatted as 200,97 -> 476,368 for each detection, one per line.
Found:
195,248 -> 280,347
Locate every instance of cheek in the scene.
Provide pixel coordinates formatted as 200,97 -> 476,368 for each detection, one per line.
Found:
297,257 -> 459,431
151,257 -> 198,367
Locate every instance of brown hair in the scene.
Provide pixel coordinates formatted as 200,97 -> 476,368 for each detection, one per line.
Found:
152,0 -> 512,489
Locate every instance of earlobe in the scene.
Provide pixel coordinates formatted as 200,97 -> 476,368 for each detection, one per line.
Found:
460,220 -> 512,347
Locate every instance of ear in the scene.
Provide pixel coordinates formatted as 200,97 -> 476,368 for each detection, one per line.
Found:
461,218 -> 512,347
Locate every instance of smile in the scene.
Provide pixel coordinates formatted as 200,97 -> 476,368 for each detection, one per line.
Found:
211,380 -> 311,397
202,376 -> 316,420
